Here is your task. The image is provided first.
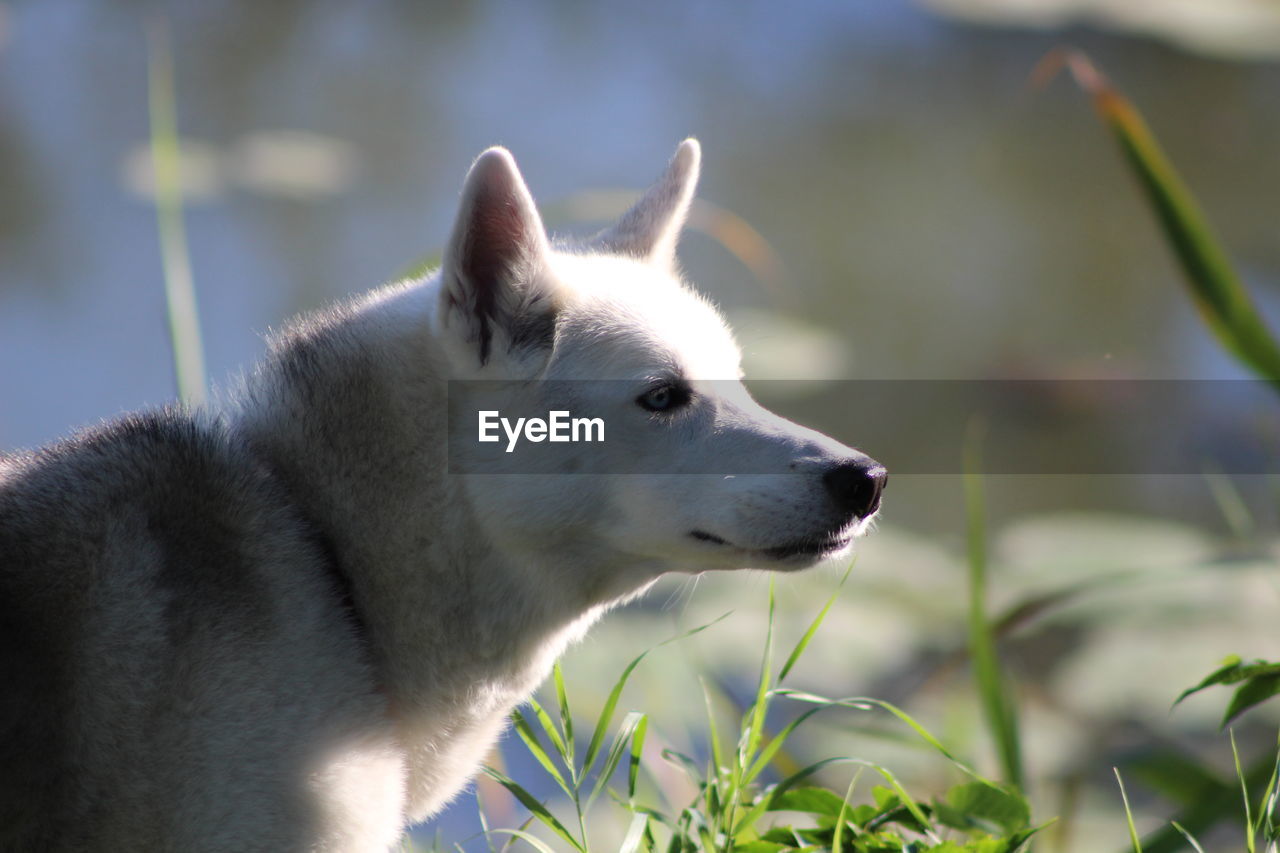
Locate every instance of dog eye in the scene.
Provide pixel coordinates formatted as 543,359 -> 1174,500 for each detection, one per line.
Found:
637,383 -> 690,413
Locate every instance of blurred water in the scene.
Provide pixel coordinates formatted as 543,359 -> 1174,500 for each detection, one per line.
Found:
3,4 -> 1280,531
2,1 -> 1279,847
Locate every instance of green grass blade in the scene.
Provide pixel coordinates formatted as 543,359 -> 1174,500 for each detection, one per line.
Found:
1136,751 -> 1276,853
778,562 -> 853,683
964,420 -> 1024,790
509,708 -> 573,798
743,706 -> 826,785
767,756 -> 856,802
618,812 -> 650,853
723,582 -> 777,847
1170,822 -> 1207,853
740,580 -> 777,766
525,697 -> 568,761
552,663 -> 575,772
627,714 -> 648,803
473,785 -> 501,853
856,695 -> 979,779
146,19 -> 207,407
586,711 -> 646,809
660,747 -> 707,789
1203,467 -> 1257,541
831,771 -> 861,852
482,828 -> 561,853
1259,731 -> 1280,844
481,767 -> 585,852
858,762 -> 936,841
1041,49 -> 1280,386
701,678 -> 726,782
580,612 -> 733,780
775,689 -> 1013,788
1114,767 -> 1145,853
1233,730 -> 1258,853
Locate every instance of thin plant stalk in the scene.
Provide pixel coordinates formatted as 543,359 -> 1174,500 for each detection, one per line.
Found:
147,20 -> 207,407
964,418 -> 1024,791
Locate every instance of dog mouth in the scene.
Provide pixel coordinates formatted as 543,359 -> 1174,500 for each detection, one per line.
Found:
690,528 -> 853,562
760,535 -> 852,560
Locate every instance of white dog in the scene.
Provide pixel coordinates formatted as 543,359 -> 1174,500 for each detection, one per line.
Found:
0,139 -> 885,851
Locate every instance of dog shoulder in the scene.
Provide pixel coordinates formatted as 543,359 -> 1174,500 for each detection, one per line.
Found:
0,409 -> 382,847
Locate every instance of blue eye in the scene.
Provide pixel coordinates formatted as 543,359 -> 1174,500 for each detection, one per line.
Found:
637,383 -> 691,413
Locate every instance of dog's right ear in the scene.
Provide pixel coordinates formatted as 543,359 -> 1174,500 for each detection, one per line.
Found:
590,138 -> 700,270
439,148 -> 555,370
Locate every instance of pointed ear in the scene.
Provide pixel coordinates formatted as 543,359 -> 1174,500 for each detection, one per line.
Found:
591,138 -> 700,268
440,147 -> 554,368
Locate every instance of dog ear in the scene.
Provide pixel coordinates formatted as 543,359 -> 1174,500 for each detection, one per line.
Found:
440,147 -> 555,368
591,138 -> 700,269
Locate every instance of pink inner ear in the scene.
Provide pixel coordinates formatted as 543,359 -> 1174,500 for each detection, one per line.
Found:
453,173 -> 543,365
458,151 -> 545,291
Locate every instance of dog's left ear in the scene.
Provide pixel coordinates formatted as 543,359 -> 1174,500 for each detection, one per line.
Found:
592,138 -> 700,269
440,147 -> 556,370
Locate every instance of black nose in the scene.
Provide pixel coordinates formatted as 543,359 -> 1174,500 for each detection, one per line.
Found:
822,459 -> 887,519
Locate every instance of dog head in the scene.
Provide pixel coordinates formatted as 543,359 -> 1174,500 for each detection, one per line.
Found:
436,141 -> 885,586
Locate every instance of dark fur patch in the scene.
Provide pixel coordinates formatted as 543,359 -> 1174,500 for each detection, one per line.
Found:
455,195 -> 535,366
508,291 -> 557,354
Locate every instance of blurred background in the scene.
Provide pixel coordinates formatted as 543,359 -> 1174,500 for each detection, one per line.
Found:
2,1 -> 1278,850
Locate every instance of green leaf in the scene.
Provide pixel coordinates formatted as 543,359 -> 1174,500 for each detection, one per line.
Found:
525,697 -> 567,759
509,709 -> 572,798
586,711 -> 646,808
1223,674 -> 1280,728
1043,49 -> 1280,387
763,786 -> 850,817
1175,654 -> 1250,705
481,766 -> 584,851
1173,657 -> 1280,726
871,785 -> 899,812
764,757 -> 854,807
552,663 -> 574,769
628,714 -> 648,802
935,781 -> 1031,835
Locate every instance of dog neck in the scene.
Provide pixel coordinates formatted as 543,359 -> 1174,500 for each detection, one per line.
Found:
226,278 -> 634,720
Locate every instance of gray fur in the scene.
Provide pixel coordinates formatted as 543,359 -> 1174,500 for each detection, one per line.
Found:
590,138 -> 700,266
